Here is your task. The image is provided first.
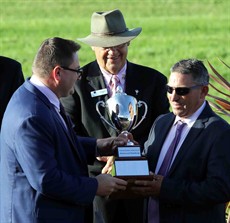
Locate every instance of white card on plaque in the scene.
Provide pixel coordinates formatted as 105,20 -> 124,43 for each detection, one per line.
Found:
114,159 -> 149,176
117,146 -> 141,158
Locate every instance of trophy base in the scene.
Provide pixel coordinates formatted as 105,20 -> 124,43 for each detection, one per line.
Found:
110,155 -> 152,199
114,157 -> 149,176
109,175 -> 154,199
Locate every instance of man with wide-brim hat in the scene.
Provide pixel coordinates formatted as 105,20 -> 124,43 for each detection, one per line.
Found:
61,9 -> 169,223
78,9 -> 142,47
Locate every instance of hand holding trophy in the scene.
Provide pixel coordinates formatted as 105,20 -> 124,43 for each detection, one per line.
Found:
96,87 -> 153,198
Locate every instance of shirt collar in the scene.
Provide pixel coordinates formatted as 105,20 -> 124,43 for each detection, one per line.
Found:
30,75 -> 60,110
100,62 -> 127,86
175,101 -> 206,127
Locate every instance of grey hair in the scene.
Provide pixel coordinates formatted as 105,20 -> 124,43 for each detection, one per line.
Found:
170,58 -> 209,85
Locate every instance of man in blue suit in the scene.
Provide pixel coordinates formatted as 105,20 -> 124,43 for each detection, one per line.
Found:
0,37 -> 128,223
132,59 -> 230,223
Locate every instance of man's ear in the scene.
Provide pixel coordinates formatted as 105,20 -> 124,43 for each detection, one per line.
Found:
53,66 -> 61,81
201,85 -> 209,99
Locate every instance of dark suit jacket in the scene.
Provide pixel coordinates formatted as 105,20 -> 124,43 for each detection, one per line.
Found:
144,102 -> 230,223
61,60 -> 169,223
0,56 -> 24,129
0,79 -> 99,223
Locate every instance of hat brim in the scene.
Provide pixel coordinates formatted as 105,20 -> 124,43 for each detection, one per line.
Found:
77,27 -> 142,47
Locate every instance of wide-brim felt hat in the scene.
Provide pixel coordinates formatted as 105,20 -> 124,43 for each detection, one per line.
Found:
77,9 -> 142,47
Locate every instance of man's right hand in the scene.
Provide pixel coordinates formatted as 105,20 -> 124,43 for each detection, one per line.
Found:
95,174 -> 127,196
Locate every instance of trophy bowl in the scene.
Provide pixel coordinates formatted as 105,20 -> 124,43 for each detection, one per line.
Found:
107,93 -> 138,132
96,90 -> 147,135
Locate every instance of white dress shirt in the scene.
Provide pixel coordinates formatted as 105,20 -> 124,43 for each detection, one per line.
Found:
29,75 -> 66,128
155,101 -> 206,174
100,62 -> 127,95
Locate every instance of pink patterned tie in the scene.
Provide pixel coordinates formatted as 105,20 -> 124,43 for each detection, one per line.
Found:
148,120 -> 186,223
109,75 -> 120,97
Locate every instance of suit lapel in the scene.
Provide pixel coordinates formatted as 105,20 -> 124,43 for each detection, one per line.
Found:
167,103 -> 211,176
125,63 -> 143,99
52,109 -> 74,145
51,106 -> 86,162
87,72 -> 107,94
86,65 -> 117,136
147,114 -> 175,172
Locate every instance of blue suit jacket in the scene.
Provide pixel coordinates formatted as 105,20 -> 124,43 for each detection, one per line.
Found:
1,79 -> 98,223
144,103 -> 230,223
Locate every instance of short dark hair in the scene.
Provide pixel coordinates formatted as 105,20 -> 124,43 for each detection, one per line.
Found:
170,58 -> 209,85
32,37 -> 81,78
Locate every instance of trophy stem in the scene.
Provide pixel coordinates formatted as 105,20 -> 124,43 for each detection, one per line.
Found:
121,131 -> 134,146
127,140 -> 134,146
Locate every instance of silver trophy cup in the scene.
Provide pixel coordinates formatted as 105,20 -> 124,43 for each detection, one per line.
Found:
96,87 -> 148,145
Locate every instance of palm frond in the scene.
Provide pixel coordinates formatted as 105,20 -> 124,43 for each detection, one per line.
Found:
207,59 -> 230,116
209,83 -> 230,98
207,60 -> 230,90
207,100 -> 230,117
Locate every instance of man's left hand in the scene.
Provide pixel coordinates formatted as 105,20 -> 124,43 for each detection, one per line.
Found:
130,174 -> 164,198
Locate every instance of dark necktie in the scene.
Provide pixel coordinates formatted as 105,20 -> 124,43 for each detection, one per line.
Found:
59,103 -> 75,142
158,120 -> 186,175
148,120 -> 186,223
59,104 -> 86,164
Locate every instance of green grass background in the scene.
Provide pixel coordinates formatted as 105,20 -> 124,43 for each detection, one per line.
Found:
1,0 -> 230,123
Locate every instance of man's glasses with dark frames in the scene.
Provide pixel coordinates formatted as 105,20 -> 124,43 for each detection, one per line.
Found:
60,66 -> 83,78
166,84 -> 204,96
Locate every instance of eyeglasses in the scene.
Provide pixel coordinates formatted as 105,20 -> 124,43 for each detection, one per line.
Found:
102,43 -> 128,51
166,85 -> 203,96
60,66 -> 83,78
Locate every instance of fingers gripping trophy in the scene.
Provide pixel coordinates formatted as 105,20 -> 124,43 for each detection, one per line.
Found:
96,86 -> 150,181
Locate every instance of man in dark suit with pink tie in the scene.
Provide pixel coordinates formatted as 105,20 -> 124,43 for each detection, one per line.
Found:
61,9 -> 170,223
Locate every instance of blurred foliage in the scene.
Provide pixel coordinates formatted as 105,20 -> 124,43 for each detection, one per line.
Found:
207,59 -> 230,117
226,202 -> 230,223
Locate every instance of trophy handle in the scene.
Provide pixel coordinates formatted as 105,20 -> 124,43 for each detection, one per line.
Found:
96,101 -> 120,133
132,100 -> 148,130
